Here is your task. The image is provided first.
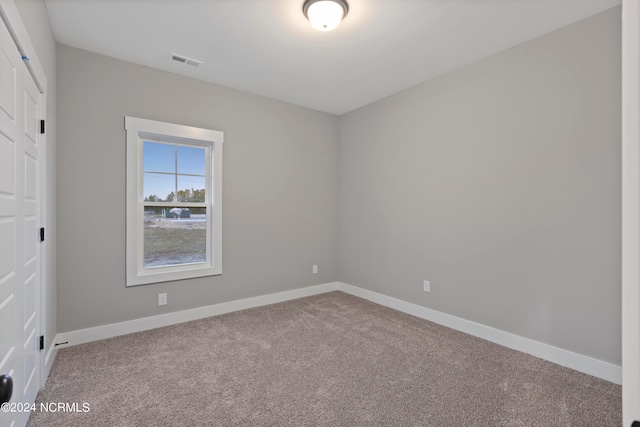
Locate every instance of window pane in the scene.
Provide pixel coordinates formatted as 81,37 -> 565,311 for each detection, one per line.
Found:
177,175 -> 206,201
144,207 -> 207,268
144,142 -> 175,173
144,173 -> 175,201
177,145 -> 206,175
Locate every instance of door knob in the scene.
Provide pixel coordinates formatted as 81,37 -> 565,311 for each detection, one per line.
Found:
0,374 -> 12,405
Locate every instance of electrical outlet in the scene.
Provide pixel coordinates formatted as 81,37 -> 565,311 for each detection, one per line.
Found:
158,293 -> 167,306
423,281 -> 430,293
312,264 -> 318,274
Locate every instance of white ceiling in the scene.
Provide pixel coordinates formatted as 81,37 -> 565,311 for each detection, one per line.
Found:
43,0 -> 621,115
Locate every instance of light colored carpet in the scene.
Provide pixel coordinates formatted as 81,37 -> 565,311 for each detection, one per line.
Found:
27,291 -> 620,426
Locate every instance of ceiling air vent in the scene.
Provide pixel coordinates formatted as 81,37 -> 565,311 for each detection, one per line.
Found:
170,53 -> 203,67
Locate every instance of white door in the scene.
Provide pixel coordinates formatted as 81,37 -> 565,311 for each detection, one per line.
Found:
0,10 -> 41,427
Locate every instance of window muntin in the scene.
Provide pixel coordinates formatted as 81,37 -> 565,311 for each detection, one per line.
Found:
126,117 -> 223,286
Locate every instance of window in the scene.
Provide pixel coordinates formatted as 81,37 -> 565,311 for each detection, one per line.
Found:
125,117 -> 223,286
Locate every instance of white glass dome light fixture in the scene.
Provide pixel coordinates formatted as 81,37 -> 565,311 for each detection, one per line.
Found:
302,0 -> 349,32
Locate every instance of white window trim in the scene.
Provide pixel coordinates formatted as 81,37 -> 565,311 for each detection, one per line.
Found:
125,116 -> 223,286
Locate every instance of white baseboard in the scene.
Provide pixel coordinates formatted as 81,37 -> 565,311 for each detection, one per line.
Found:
336,282 -> 621,385
53,280 -> 621,385
54,282 -> 339,348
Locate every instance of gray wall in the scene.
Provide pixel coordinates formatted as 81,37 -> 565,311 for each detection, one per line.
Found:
338,7 -> 621,364
57,45 -> 338,332
15,0 -> 57,359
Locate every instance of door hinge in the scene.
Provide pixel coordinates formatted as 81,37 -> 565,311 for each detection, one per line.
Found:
39,335 -> 44,351
40,227 -> 45,242
40,120 -> 45,134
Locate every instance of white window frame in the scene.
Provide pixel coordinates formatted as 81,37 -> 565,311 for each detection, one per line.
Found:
125,116 -> 223,286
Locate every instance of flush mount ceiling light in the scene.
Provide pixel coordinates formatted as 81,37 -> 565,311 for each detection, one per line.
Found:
302,0 -> 349,32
